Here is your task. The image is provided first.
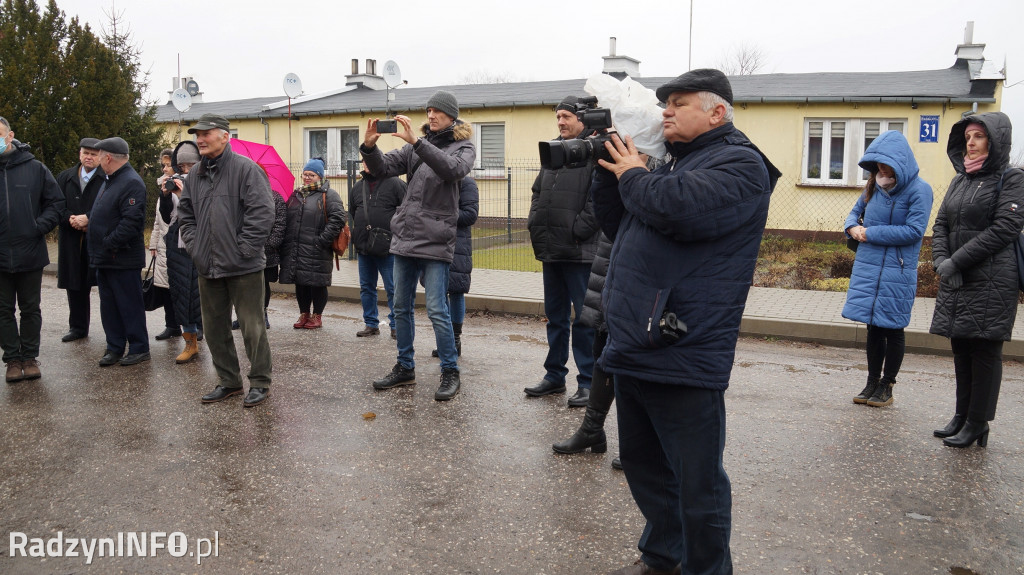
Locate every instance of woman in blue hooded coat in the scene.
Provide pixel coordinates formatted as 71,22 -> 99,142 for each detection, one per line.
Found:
842,130 -> 933,407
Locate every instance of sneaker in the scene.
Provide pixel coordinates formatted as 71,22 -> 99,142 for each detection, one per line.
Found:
372,363 -> 416,390
435,368 -> 461,401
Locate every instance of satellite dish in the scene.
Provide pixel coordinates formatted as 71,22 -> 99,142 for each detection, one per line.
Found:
185,79 -> 200,97
382,60 -> 402,88
171,88 -> 192,112
283,73 -> 303,98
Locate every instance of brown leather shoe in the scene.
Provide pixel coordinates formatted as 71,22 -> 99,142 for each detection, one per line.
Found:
20,359 -> 41,380
356,325 -> 380,337
293,313 -> 310,329
5,360 -> 24,383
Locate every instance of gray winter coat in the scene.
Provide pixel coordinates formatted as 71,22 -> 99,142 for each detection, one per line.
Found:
360,121 -> 476,263
930,112 -> 1024,341
178,143 -> 275,279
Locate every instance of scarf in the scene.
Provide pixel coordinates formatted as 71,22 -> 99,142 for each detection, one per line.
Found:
964,154 -> 987,174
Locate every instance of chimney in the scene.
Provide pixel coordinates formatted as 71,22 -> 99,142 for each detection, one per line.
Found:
602,36 -> 640,79
345,58 -> 387,90
953,21 -> 986,66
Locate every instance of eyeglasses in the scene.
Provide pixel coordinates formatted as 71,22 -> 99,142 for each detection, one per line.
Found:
301,172 -> 319,179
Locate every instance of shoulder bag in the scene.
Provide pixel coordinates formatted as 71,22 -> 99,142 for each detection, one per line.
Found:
141,257 -> 161,311
324,191 -> 351,270
361,181 -> 393,258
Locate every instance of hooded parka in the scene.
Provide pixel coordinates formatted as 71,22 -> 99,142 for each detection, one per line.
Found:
0,141 -> 64,273
930,112 -> 1024,341
278,181 -> 346,287
842,131 -> 933,329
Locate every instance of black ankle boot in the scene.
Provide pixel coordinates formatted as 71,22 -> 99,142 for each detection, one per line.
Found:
866,376 -> 894,407
943,419 -> 989,448
552,406 -> 608,454
933,414 -> 966,438
854,375 -> 880,404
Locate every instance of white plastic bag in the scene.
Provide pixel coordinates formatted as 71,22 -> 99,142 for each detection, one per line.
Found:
584,73 -> 666,158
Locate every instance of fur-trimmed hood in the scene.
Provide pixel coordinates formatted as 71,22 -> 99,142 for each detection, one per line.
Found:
420,120 -> 473,142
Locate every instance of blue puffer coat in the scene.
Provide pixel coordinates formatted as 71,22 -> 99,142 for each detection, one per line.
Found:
842,131 -> 933,329
593,123 -> 780,390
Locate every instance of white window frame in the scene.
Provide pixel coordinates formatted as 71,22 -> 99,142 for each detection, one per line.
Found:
801,118 -> 907,186
304,126 -> 360,177
472,122 -> 506,177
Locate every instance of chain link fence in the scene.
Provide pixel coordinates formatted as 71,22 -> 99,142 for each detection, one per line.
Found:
293,159 -> 950,273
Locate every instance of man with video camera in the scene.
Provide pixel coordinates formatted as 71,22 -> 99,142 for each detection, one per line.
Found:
524,95 -> 601,408
593,69 -> 780,575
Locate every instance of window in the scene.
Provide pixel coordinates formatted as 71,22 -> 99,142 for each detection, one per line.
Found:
304,127 -> 360,176
802,118 -> 906,186
472,123 -> 505,177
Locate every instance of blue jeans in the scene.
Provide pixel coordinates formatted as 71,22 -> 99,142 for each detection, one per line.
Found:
393,255 -> 458,370
615,374 -> 732,574
357,253 -> 395,330
541,262 -> 594,389
448,292 -> 465,324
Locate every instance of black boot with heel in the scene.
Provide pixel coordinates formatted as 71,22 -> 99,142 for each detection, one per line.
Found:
943,419 -> 989,448
553,363 -> 614,454
933,414 -> 966,438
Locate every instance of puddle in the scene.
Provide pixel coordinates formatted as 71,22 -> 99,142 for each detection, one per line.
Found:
508,334 -> 546,345
949,567 -> 980,575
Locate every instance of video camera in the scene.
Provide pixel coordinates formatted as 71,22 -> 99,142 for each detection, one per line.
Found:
538,96 -> 615,170
163,174 -> 183,192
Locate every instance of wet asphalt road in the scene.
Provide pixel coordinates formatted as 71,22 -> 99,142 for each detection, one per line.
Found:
1,275 -> 1022,574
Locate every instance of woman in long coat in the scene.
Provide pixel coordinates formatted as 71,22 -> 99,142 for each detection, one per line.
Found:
930,112 -> 1024,448
842,130 -> 933,407
279,158 -> 346,330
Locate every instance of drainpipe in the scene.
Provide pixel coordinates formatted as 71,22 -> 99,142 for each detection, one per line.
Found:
260,116 -> 269,144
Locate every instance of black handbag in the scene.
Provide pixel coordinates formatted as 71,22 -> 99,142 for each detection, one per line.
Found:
361,183 -> 392,258
141,257 -> 160,311
847,214 -> 864,253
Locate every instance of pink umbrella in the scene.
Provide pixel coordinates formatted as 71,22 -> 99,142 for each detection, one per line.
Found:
228,139 -> 295,202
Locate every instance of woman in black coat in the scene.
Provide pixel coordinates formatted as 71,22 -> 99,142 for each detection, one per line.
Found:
930,111 -> 1024,448
428,176 -> 478,356
279,158 -> 346,330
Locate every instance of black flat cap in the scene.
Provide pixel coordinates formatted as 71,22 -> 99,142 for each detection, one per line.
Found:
94,137 -> 130,155
79,137 -> 100,150
656,68 -> 733,105
187,113 -> 230,134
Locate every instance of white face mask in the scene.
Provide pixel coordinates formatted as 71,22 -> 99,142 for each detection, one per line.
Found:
876,174 -> 896,190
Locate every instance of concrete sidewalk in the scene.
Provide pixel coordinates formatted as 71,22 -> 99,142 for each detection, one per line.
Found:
46,243 -> 1024,359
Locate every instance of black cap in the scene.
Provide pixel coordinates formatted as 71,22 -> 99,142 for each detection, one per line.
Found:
556,95 -> 580,113
79,137 -> 100,150
187,113 -> 230,134
94,137 -> 130,155
656,68 -> 733,105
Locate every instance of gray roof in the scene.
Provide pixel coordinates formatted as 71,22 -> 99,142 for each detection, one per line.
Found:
154,62 -> 996,123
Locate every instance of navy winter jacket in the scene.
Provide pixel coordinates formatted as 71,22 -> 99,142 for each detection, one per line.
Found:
841,131 -> 933,329
0,141 -> 63,273
593,123 -> 779,389
87,161 -> 147,270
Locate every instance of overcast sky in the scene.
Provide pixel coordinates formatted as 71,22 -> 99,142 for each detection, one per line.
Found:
51,0 -> 1024,153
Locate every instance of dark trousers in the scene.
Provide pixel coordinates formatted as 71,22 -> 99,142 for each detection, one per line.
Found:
541,262 -> 595,389
951,337 -> 1004,422
96,268 -> 150,356
615,374 -> 733,575
865,325 -> 905,380
295,284 -> 329,315
199,271 -> 272,389
65,286 -> 92,334
0,269 -> 44,363
154,286 -> 176,329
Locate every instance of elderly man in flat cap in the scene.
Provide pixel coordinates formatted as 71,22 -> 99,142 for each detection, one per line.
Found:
592,69 -> 781,575
177,113 -> 275,408
88,136 -> 150,367
55,137 -> 104,343
0,116 -> 64,383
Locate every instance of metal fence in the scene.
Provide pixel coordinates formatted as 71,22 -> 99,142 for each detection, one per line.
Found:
294,159 -> 951,273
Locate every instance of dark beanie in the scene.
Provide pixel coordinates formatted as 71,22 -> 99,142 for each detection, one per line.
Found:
656,68 -> 733,104
556,95 -> 580,113
426,90 -> 459,119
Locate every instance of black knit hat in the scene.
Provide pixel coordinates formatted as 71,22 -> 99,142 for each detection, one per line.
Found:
425,90 -> 459,119
656,68 -> 733,105
556,95 -> 580,113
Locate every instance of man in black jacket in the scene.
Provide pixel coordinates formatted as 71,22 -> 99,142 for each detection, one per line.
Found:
524,96 -> 600,407
55,137 -> 104,343
87,137 -> 150,367
0,117 -> 64,383
349,165 -> 406,339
